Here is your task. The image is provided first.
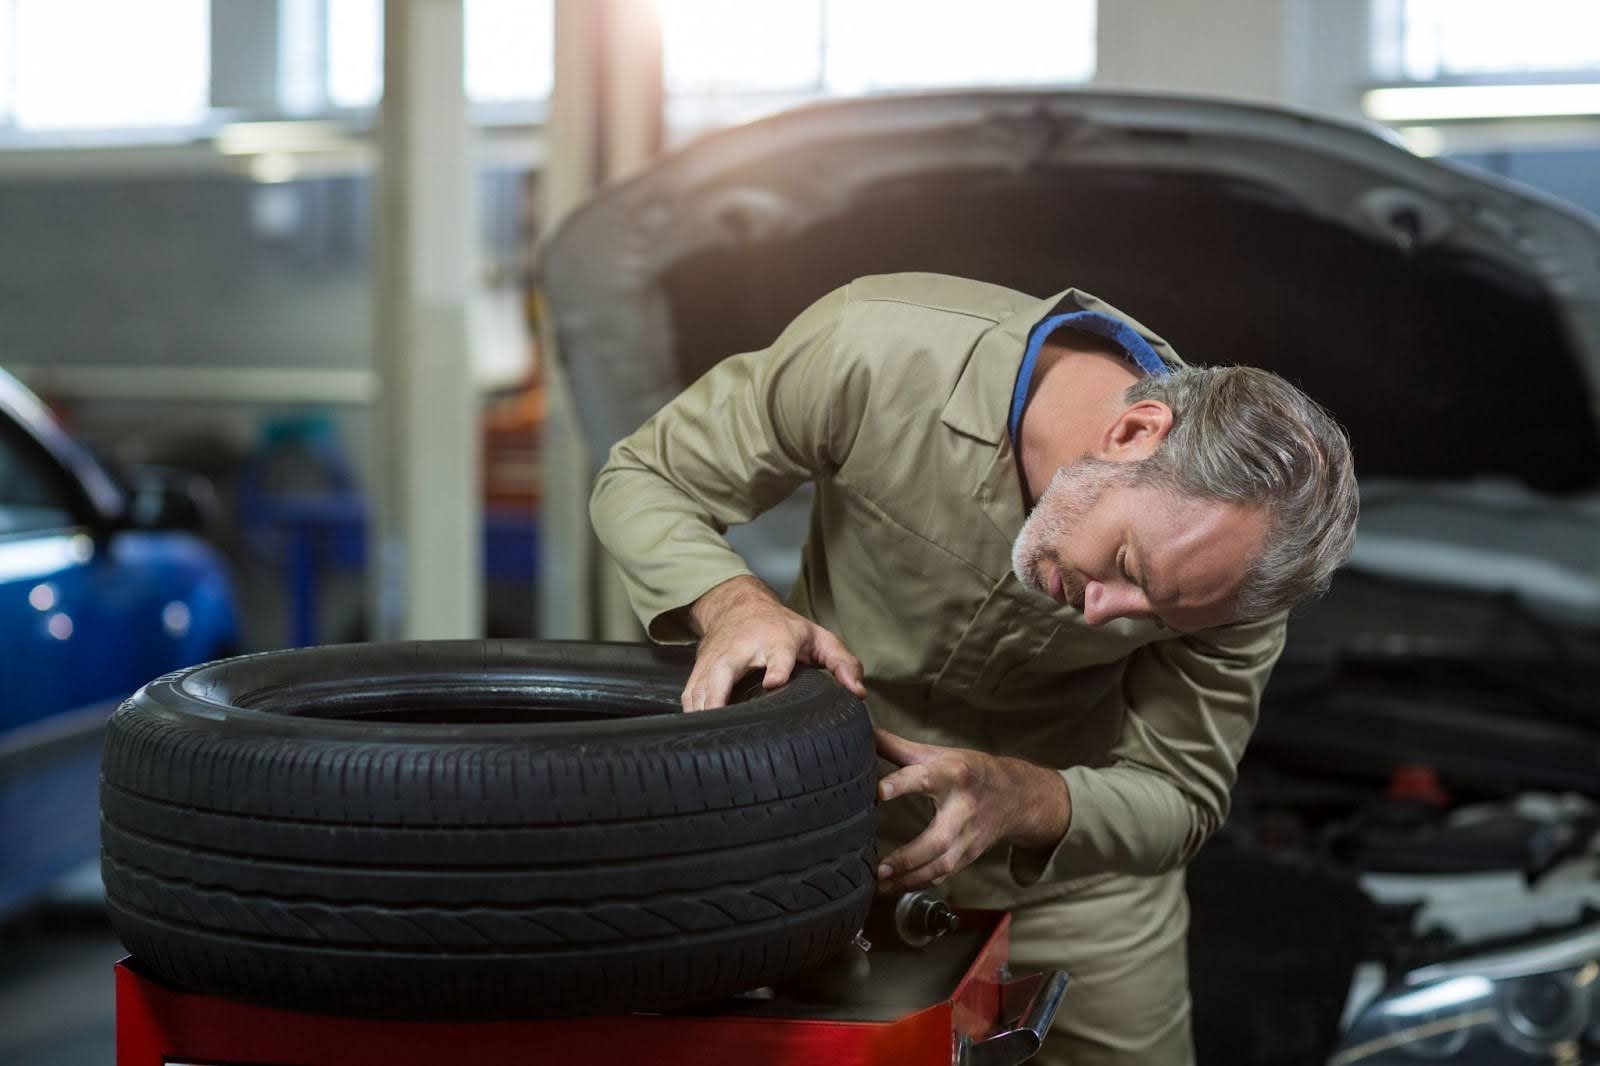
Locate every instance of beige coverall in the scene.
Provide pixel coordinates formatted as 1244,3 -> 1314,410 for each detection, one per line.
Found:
589,272 -> 1286,1065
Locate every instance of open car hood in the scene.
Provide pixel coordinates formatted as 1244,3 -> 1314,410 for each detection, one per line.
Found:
540,89 -> 1600,494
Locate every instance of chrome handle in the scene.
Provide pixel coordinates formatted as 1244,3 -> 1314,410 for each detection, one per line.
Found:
965,969 -> 1070,1066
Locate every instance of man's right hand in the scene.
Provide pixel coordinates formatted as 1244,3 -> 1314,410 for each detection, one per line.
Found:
683,575 -> 867,712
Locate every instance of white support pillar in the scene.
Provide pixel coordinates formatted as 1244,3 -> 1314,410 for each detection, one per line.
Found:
600,0 -> 664,184
371,0 -> 482,641
1094,0 -> 1371,121
536,0 -> 605,641
537,0 -> 662,642
593,0 -> 662,643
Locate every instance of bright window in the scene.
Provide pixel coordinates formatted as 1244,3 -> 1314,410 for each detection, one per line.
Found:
823,0 -> 1095,94
326,0 -> 553,110
662,0 -> 825,94
662,0 -> 1095,97
6,0 -> 208,130
1372,0 -> 1600,81
327,0 -> 382,109
466,0 -> 554,103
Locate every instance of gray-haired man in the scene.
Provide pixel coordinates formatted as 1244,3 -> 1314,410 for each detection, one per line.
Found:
590,272 -> 1358,1065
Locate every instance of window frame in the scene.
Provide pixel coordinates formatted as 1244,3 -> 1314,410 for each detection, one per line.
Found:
0,379 -> 123,538
0,420 -> 93,539
0,0 -> 554,151
1370,0 -> 1600,85
660,0 -> 1098,140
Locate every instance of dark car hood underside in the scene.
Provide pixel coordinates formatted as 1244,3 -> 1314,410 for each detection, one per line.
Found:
541,90 -> 1600,493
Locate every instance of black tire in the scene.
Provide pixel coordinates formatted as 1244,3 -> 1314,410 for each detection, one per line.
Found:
100,640 -> 876,1020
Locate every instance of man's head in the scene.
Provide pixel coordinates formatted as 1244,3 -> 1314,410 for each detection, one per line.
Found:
1011,365 -> 1357,631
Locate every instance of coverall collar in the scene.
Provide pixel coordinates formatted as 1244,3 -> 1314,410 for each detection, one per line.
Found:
939,286 -> 1185,445
940,287 -> 1188,541
939,293 -> 1053,446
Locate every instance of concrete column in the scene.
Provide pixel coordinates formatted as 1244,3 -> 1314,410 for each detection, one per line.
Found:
537,0 -> 662,641
540,0 -> 605,236
371,0 -> 482,640
1294,0 -> 1373,122
1095,0 -> 1371,121
593,0 -> 662,643
538,0 -> 662,223
535,0 -> 605,641
600,0 -> 664,183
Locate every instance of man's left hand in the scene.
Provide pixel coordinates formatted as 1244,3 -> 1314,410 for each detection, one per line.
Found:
874,728 -> 1072,893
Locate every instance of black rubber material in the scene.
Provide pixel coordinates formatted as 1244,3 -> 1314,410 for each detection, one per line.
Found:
99,640 -> 877,1020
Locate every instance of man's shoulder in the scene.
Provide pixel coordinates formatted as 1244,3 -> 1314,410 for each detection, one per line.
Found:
804,274 -> 1036,421
840,273 -> 1040,326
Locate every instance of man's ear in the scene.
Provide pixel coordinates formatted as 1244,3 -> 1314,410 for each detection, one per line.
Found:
1098,401 -> 1174,461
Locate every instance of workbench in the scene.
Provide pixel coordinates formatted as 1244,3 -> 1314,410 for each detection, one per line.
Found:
115,909 -> 1066,1066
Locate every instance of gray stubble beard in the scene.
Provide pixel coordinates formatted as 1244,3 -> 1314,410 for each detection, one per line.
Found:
1010,458 -> 1132,608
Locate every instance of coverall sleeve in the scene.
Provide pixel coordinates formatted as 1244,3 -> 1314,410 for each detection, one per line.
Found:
1011,613 -> 1287,883
588,285 -> 860,643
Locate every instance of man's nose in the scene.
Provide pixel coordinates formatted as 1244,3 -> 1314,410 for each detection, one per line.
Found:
1082,581 -> 1136,627
1082,580 -> 1113,626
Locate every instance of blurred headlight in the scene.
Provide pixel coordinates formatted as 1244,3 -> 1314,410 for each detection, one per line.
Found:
1332,923 -> 1599,1063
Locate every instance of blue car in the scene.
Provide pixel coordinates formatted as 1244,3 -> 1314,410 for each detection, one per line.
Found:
0,368 -> 239,921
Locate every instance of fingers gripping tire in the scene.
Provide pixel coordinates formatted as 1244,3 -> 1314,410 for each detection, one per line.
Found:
99,641 -> 876,1020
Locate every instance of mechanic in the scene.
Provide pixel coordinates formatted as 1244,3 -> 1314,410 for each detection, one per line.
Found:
589,272 -> 1358,1066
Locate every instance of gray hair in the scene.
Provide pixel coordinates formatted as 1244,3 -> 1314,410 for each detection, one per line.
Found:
1124,365 -> 1358,620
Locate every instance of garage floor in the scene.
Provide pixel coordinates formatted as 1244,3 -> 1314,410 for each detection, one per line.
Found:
0,865 -> 120,1066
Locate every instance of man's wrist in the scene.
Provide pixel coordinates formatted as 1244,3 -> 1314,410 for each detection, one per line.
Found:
1000,758 -> 1072,850
687,574 -> 776,637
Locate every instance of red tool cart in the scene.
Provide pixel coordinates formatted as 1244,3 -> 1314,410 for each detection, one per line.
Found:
116,909 -> 1067,1066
